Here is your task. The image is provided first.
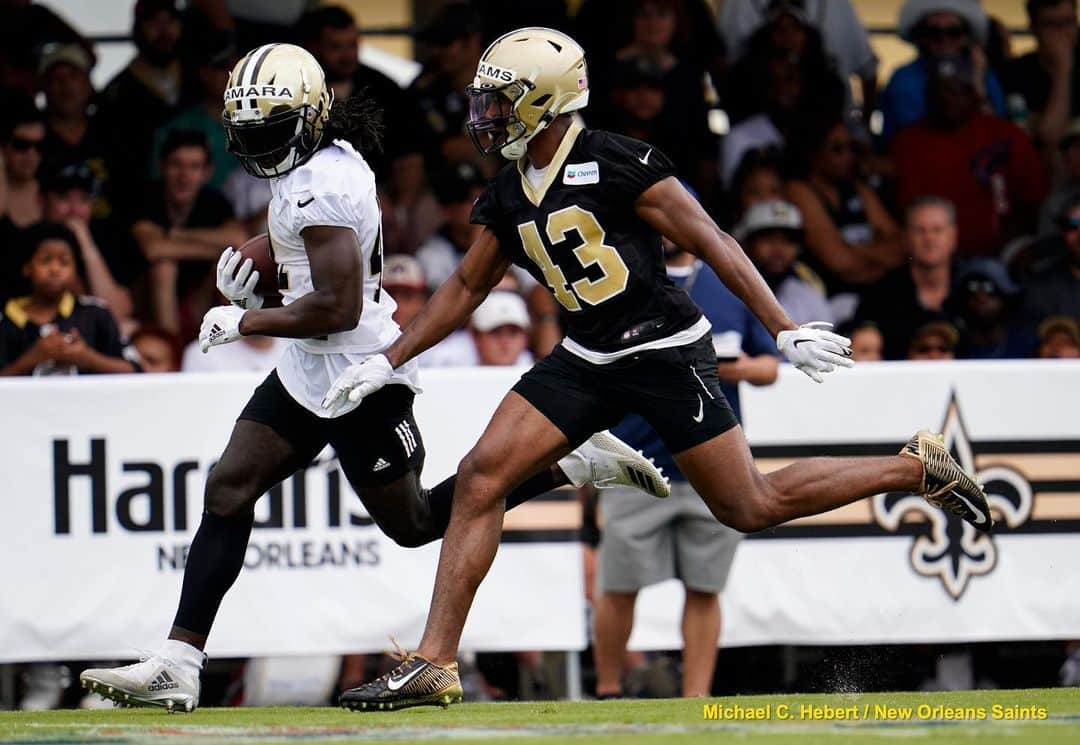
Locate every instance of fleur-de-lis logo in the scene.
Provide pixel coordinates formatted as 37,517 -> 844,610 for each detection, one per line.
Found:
872,393 -> 1033,600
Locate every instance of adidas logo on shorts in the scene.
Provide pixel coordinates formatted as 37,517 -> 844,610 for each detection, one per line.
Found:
372,458 -> 391,472
147,670 -> 179,692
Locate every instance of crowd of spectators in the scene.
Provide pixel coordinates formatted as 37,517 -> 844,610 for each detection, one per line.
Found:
3,0 -> 1080,376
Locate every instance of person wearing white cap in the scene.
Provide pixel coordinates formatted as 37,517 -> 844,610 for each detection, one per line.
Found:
470,291 -> 534,367
735,199 -> 833,326
880,0 -> 1007,142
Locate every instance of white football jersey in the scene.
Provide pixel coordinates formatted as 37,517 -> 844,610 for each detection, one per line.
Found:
266,140 -> 418,417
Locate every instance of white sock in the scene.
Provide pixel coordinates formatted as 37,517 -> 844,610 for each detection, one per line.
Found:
159,639 -> 205,673
557,447 -> 591,488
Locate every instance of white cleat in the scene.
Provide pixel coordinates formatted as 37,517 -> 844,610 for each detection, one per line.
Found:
577,430 -> 671,498
80,653 -> 203,713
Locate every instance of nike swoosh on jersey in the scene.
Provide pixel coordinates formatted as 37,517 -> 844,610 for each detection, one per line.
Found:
692,394 -> 704,423
638,149 -> 652,165
386,665 -> 426,691
297,197 -> 315,208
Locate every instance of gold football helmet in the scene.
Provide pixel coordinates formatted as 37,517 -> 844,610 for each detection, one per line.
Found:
466,27 -> 589,160
222,43 -> 333,178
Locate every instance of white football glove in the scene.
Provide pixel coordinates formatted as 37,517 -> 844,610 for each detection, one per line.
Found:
321,354 -> 395,415
199,305 -> 246,353
216,247 -> 263,310
776,321 -> 854,383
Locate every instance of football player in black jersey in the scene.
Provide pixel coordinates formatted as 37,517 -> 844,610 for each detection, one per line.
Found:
327,27 -> 993,711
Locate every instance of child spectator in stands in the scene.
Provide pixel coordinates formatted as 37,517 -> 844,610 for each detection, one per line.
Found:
1037,316 -> 1080,357
151,30 -> 238,190
37,43 -> 114,221
1003,0 -> 1079,158
735,199 -> 832,326
857,196 -> 959,359
950,259 -> 1036,359
382,255 -> 430,330
0,222 -> 136,376
907,319 -> 959,360
891,56 -> 1047,258
838,319 -> 884,362
132,129 -> 246,338
881,0 -> 1006,143
786,117 -> 904,322
40,163 -> 133,326
130,325 -> 180,372
1024,196 -> 1080,321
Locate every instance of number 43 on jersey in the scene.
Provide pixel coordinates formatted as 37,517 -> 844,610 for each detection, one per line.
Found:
517,205 -> 629,311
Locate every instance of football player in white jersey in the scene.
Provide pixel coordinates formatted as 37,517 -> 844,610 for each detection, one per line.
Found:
79,44 -> 669,712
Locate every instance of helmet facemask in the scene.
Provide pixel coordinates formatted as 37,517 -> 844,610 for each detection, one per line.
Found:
224,100 -> 328,178
466,80 -> 542,161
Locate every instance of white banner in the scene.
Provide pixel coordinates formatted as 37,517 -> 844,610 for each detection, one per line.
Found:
0,369 -> 584,662
2,361 -> 1079,661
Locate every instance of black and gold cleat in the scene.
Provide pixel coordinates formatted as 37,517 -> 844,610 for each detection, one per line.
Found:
901,430 -> 993,532
339,652 -> 462,712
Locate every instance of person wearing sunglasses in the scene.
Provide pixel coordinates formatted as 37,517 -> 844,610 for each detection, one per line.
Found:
949,258 -> 1037,359
1024,197 -> 1080,324
1,103 -> 46,230
880,0 -> 1007,144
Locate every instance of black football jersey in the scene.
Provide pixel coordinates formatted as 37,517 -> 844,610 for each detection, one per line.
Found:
471,123 -> 703,354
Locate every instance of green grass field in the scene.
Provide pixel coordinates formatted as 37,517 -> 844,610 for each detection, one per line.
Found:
2,689 -> 1078,744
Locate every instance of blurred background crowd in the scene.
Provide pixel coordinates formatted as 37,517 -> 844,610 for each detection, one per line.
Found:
2,0 -> 1079,710
2,0 -> 1079,378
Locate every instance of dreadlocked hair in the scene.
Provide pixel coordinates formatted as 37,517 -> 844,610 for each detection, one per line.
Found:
321,89 -> 384,155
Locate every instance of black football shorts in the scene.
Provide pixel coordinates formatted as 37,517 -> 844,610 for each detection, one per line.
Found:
238,370 -> 425,488
512,333 -> 738,454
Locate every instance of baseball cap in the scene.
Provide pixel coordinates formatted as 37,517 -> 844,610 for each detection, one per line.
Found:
430,162 -> 486,205
955,257 -> 1019,295
1061,119 -> 1080,150
415,3 -> 481,45
734,199 -> 803,242
898,0 -> 989,46
611,56 -> 666,90
911,319 -> 960,348
135,0 -> 180,23
1038,316 -> 1080,345
471,291 -> 531,332
41,162 -> 99,196
382,255 -> 427,292
37,43 -> 92,76
765,0 -> 811,25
